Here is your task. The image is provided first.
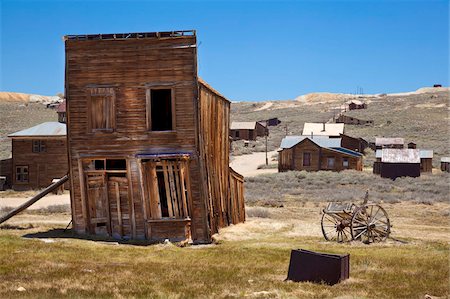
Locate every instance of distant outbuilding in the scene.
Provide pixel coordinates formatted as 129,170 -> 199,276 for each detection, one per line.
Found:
230,121 -> 268,141
441,157 -> 450,173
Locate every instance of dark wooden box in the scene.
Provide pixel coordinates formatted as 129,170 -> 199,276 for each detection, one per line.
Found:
287,249 -> 349,285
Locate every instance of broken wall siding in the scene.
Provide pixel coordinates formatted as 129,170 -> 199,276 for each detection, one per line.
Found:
11,138 -> 68,190
66,35 -> 210,242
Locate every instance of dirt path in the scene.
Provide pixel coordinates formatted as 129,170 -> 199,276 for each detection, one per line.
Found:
0,193 -> 70,209
230,151 -> 278,177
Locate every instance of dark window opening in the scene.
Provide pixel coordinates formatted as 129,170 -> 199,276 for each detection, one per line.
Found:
248,130 -> 254,140
106,159 -> 126,170
96,222 -> 107,227
94,160 -> 105,170
235,131 -> 240,138
156,169 -> 169,217
151,89 -> 172,131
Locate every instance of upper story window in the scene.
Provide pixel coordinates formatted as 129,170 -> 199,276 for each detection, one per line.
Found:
87,87 -> 116,132
32,140 -> 46,153
146,88 -> 175,131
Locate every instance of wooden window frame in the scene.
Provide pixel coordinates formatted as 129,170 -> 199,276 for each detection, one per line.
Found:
32,140 -> 46,153
15,165 -> 29,183
146,87 -> 176,132
141,159 -> 190,221
303,152 -> 311,166
87,87 -> 116,133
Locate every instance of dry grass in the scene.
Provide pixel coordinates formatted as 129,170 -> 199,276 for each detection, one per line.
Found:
245,170 -> 450,206
0,201 -> 448,298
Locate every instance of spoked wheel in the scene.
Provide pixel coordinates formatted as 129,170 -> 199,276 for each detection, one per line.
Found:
350,204 -> 390,243
321,213 -> 352,243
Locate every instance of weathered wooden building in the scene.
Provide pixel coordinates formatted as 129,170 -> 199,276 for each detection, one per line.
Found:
374,149 -> 432,174
8,122 -> 68,190
258,118 -> 281,127
64,30 -> 244,243
57,100 -> 67,123
230,121 -> 267,141
347,100 -> 367,110
441,157 -> 450,172
340,134 -> 369,153
375,149 -> 421,179
302,123 -> 344,138
335,114 -> 373,126
278,136 -> 363,172
375,137 -> 404,150
0,158 -> 12,189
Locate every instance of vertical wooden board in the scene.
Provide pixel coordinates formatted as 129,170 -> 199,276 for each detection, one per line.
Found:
173,163 -> 184,218
179,163 -> 189,217
162,160 -> 174,218
148,162 -> 162,219
167,162 -> 179,218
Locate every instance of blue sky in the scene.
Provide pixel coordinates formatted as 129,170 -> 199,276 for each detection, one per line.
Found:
0,0 -> 448,101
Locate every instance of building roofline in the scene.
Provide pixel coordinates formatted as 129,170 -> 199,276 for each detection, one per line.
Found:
64,30 -> 196,41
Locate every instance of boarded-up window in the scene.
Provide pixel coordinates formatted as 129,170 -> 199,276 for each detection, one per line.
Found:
303,152 -> 311,166
87,87 -> 115,132
32,140 -> 46,153
142,159 -> 190,220
147,88 -> 174,131
16,166 -> 29,183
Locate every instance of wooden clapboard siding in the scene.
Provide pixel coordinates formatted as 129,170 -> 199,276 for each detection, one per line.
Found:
420,158 -> 433,172
66,31 -> 244,243
11,138 -> 68,190
198,80 -> 235,235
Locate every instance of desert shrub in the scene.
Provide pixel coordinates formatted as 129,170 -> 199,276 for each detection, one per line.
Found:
29,204 -> 71,214
246,207 -> 271,218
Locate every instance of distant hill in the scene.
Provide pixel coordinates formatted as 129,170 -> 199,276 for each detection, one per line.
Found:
231,87 -> 449,167
0,91 -> 62,105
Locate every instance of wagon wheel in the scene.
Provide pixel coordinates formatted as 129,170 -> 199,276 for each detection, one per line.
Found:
321,213 -> 352,243
350,204 -> 390,243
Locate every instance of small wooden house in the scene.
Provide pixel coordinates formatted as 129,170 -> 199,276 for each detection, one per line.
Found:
65,30 -> 244,244
441,157 -> 450,172
419,150 -> 433,172
340,134 -> 369,153
347,100 -> 367,110
230,121 -> 267,141
258,118 -> 281,127
8,122 -> 68,190
335,115 -> 373,126
56,100 -> 67,123
375,149 -> 433,174
302,123 -> 344,138
407,142 -> 416,149
375,138 -> 404,150
278,136 -> 363,172
375,149 -> 420,179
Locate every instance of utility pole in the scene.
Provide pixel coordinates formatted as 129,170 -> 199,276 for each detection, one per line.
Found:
265,120 -> 269,165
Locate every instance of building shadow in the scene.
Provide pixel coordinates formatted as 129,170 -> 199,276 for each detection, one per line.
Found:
22,229 -> 160,246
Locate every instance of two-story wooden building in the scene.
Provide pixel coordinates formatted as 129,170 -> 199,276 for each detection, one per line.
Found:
278,136 -> 363,172
64,30 -> 244,244
8,122 -> 68,190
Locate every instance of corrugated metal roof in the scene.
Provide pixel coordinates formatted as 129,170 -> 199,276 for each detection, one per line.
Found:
280,135 -> 341,149
302,123 -> 344,136
378,149 -> 433,159
8,122 -> 66,137
230,122 -> 256,130
329,147 -> 363,157
381,149 -> 420,163
419,150 -> 433,159
441,157 -> 450,163
375,137 -> 404,146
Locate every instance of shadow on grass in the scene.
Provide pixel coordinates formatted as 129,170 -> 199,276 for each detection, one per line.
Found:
22,229 -> 162,246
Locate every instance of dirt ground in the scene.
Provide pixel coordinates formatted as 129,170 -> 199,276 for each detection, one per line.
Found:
230,150 -> 278,177
0,193 -> 70,210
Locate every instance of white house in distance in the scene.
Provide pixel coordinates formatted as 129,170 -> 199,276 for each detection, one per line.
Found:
302,123 -> 344,138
